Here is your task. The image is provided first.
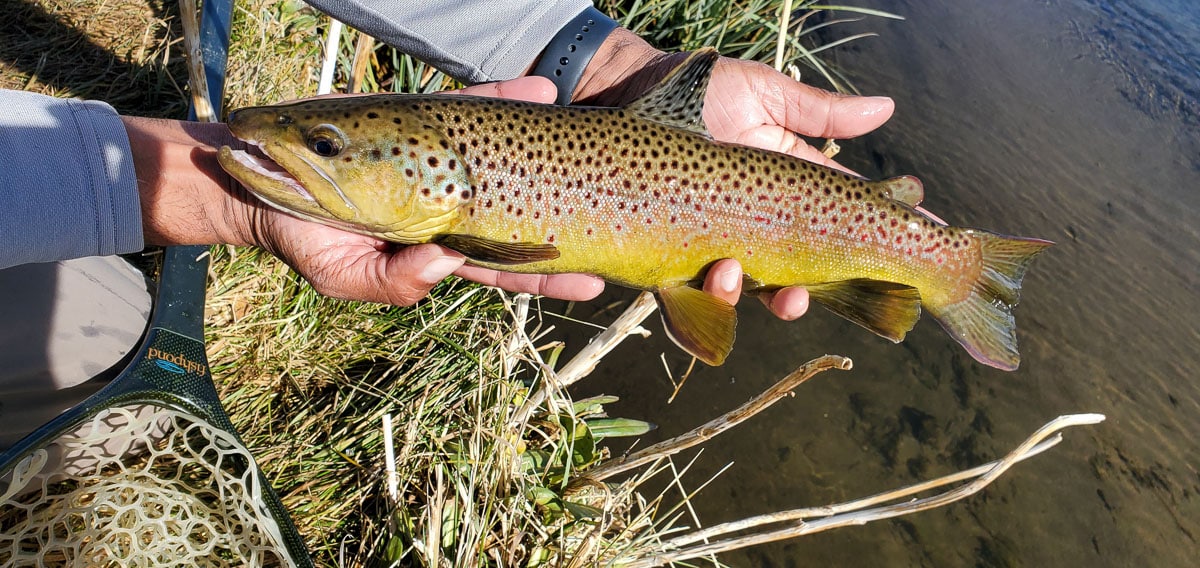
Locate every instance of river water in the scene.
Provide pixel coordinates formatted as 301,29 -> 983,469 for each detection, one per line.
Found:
559,0 -> 1200,565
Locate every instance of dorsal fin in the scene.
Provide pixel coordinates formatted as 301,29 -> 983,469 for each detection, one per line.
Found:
625,48 -> 719,136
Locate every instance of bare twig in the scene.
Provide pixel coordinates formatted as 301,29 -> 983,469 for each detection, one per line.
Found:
178,0 -> 214,122
620,413 -> 1106,567
349,32 -> 375,93
556,292 -> 658,387
576,355 -> 853,485
509,292 -> 658,428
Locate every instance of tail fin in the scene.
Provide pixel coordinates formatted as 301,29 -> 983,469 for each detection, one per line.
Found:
928,231 -> 1053,371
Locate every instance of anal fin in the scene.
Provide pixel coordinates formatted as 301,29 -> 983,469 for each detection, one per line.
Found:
807,279 -> 922,342
656,285 -> 736,366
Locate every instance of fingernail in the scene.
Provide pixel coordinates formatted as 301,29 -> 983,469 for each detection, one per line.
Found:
418,256 -> 464,284
718,268 -> 739,294
853,96 -> 894,117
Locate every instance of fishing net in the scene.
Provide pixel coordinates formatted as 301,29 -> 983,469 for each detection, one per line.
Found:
0,405 -> 291,567
0,247 -> 312,567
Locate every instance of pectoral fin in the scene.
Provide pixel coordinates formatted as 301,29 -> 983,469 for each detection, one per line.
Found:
437,234 -> 560,264
807,279 -> 922,342
656,285 -> 736,366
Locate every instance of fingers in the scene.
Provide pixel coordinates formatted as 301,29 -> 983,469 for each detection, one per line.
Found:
447,76 -> 558,104
300,242 -> 465,306
758,286 -> 810,321
702,259 -> 744,305
701,259 -> 810,321
729,124 -> 864,175
709,58 -> 894,140
454,264 -> 605,301
779,79 -> 895,140
800,89 -> 895,140
344,243 -> 606,305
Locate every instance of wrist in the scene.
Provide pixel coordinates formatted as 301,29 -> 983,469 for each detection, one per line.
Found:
123,116 -> 257,249
571,28 -> 680,106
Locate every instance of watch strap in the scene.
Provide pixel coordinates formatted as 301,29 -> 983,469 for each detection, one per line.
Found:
532,6 -> 619,105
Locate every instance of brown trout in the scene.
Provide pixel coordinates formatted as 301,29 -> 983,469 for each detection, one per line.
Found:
218,49 -> 1051,370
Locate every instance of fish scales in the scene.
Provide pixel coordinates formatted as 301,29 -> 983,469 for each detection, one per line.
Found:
218,48 -> 1051,370
452,98 -> 971,300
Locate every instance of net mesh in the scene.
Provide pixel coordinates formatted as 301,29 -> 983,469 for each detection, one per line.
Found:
0,405 -> 294,567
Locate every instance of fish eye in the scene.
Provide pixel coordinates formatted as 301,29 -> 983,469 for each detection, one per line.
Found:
304,125 -> 346,158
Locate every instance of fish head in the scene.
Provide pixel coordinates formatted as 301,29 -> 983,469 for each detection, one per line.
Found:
217,96 -> 473,243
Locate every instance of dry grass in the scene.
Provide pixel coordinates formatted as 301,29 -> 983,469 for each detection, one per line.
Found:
0,0 -> 188,117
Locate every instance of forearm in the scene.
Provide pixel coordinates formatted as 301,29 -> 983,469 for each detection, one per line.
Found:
121,116 -> 255,248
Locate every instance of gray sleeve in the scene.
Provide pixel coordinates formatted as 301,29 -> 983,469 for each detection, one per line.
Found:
304,0 -> 593,84
0,90 -> 143,269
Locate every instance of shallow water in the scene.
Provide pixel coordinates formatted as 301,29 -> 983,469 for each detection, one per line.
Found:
560,0 -> 1200,565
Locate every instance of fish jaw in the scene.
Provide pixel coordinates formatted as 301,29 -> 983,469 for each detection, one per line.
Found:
219,105 -> 363,225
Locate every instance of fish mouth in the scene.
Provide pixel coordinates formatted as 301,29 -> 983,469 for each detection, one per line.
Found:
219,140 -> 360,217
219,141 -> 315,203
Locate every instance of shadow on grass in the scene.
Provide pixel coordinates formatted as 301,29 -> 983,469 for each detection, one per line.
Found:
0,0 -> 188,117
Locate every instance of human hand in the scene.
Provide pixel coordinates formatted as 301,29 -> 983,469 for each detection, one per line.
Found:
572,29 -> 897,319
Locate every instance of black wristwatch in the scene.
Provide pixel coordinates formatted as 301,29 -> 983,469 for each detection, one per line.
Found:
531,6 -> 619,105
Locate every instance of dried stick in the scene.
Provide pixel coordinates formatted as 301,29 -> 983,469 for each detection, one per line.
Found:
620,413 -> 1106,567
509,292 -> 657,428
348,32 -> 375,93
178,0 -> 214,122
556,291 -> 658,387
576,355 -> 853,485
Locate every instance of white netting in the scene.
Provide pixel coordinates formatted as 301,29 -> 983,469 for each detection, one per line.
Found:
0,405 -> 297,567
